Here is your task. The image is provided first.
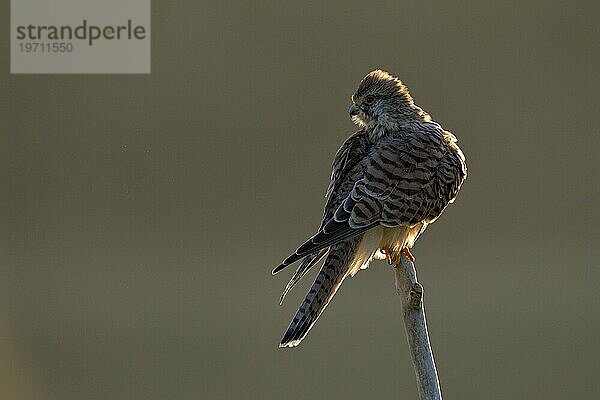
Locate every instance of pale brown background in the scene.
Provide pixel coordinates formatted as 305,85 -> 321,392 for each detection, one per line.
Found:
2,1 -> 600,399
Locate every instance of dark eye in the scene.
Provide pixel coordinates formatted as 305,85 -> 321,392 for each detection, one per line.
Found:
364,95 -> 375,105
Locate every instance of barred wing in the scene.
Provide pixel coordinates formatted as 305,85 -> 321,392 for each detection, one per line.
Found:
339,131 -> 465,229
272,131 -> 369,274
275,128 -> 465,269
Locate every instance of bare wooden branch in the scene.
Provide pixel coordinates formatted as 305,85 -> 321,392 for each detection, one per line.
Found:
393,254 -> 442,400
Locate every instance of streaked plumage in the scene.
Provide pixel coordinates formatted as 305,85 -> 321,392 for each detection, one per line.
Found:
273,70 -> 467,348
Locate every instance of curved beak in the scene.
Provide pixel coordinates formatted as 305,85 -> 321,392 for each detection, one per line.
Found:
348,104 -> 359,117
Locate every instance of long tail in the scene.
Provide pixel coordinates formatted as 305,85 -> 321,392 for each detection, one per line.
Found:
279,238 -> 359,348
279,248 -> 328,305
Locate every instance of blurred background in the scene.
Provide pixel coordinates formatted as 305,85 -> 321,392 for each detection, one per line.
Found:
2,1 -> 600,399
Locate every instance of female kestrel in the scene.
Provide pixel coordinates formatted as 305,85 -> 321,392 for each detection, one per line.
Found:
273,70 -> 467,348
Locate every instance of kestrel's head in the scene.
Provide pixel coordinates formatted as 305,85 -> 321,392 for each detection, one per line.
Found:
349,70 -> 420,129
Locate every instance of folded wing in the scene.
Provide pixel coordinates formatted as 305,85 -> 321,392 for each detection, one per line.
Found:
274,125 -> 466,273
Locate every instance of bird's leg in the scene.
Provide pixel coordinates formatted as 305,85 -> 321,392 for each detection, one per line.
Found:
402,247 -> 415,263
383,248 -> 393,265
382,248 -> 402,266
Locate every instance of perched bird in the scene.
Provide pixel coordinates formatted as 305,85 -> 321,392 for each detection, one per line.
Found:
273,70 -> 467,348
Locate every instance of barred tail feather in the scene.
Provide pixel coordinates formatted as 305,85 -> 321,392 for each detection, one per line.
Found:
279,238 -> 359,348
279,248 -> 328,305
